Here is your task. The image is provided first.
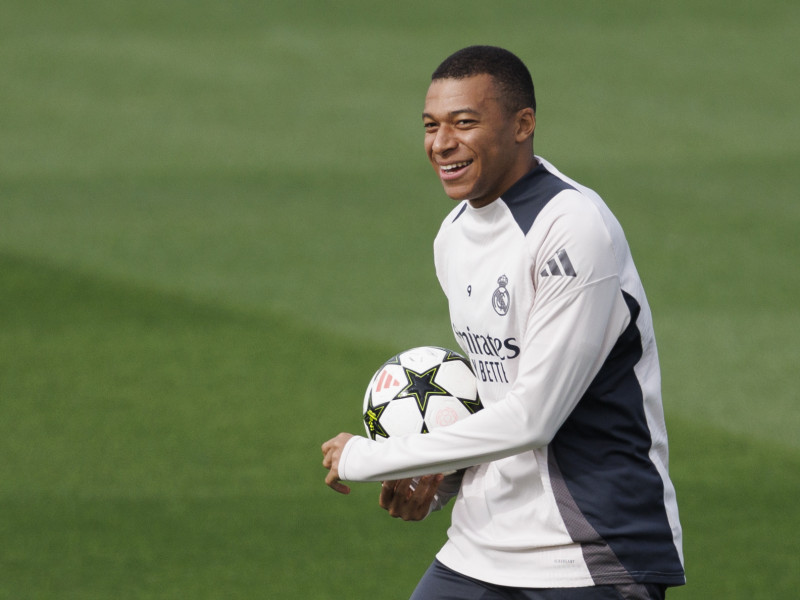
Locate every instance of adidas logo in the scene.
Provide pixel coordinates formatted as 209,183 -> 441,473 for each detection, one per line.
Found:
375,369 -> 402,392
540,249 -> 577,278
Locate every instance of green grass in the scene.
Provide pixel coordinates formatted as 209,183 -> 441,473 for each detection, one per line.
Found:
1,0 -> 799,597
668,418 -> 800,598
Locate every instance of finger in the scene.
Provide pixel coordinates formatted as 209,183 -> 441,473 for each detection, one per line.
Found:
329,480 -> 351,495
388,479 -> 419,517
322,449 -> 333,469
379,480 -> 397,509
392,478 -> 416,501
321,434 -> 342,455
399,475 -> 443,520
325,471 -> 351,495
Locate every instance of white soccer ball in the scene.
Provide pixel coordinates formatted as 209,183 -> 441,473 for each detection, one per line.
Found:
362,346 -> 483,441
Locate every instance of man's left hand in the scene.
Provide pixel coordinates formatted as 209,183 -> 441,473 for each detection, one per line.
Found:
379,474 -> 444,521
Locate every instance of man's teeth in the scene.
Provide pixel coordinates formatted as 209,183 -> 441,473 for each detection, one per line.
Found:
441,161 -> 471,172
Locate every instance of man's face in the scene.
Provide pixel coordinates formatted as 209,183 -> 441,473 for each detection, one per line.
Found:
423,74 -> 531,208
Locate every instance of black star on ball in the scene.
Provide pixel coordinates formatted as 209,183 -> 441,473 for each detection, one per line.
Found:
363,393 -> 389,440
396,366 -> 448,416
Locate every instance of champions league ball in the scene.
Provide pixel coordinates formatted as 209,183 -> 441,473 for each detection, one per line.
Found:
362,346 -> 483,441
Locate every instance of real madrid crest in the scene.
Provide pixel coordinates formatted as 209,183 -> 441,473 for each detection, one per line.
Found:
492,275 -> 510,316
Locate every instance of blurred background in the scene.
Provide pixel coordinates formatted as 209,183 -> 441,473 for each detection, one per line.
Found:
1,1 -> 798,597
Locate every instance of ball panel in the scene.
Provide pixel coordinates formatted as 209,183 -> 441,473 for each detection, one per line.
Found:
435,360 -> 478,399
381,397 -> 424,438
367,364 -> 406,405
424,395 -> 471,431
397,346 -> 447,371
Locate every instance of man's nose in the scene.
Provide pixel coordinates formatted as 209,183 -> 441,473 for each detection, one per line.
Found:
432,125 -> 457,155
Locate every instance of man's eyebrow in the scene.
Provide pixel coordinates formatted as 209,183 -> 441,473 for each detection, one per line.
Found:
422,108 -> 481,120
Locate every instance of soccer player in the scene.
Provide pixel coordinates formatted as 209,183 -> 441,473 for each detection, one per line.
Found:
322,46 -> 685,600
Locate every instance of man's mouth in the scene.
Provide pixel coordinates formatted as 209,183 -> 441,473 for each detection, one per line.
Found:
439,160 -> 473,179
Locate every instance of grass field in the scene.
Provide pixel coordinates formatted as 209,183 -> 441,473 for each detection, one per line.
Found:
2,1 -> 799,598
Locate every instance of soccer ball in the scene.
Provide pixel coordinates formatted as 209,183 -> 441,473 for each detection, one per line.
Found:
362,346 -> 483,441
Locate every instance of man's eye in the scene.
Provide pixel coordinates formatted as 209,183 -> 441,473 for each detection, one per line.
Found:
457,119 -> 476,126
424,122 -> 438,131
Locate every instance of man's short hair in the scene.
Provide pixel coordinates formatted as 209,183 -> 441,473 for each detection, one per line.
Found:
431,46 -> 536,114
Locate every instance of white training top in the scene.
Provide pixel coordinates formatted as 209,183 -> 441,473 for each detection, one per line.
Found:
338,157 -> 685,589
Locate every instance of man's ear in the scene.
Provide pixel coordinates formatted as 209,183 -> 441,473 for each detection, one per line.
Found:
515,108 -> 536,142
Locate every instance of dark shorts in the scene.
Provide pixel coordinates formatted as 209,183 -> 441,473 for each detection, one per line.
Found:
409,560 -> 666,600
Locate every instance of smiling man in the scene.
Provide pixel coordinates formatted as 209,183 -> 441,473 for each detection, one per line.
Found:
423,72 -> 535,208
322,46 -> 685,600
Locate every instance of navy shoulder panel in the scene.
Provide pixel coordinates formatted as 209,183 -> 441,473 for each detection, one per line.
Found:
451,202 -> 468,223
502,164 -> 575,234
